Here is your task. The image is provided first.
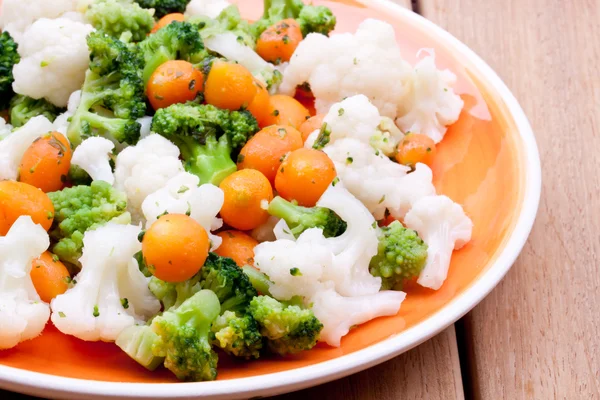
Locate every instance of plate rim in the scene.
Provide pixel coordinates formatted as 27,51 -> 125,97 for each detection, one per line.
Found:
0,1 -> 542,398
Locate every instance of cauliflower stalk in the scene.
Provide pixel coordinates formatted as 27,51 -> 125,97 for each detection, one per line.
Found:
53,90 -> 81,135
12,17 -> 94,107
114,134 -> 185,223
0,216 -> 51,350
281,19 -> 463,143
0,116 -> 54,180
203,33 -> 282,91
0,118 -> 12,140
404,195 -> 473,290
51,223 -> 161,342
141,172 -> 225,250
71,137 -> 115,185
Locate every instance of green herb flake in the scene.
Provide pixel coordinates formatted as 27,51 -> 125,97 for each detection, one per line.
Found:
93,305 -> 100,318
40,60 -> 49,67
52,254 -> 60,262
177,186 -> 190,194
338,108 -> 345,116
137,230 -> 146,242
121,298 -> 129,309
346,157 -> 353,164
332,177 -> 340,186
58,312 -> 66,318
290,268 -> 302,276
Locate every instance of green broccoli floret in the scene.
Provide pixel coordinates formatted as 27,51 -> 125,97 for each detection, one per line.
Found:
116,324 -> 165,370
267,196 -> 347,238
85,0 -> 156,42
369,221 -> 428,290
248,295 -> 322,356
68,32 -> 146,148
0,31 -> 19,110
210,310 -> 263,359
9,95 -> 64,128
151,289 -> 221,381
151,102 -> 258,185
252,0 -> 336,38
134,0 -> 190,18
149,253 -> 257,313
198,253 -> 258,313
138,21 -> 209,84
48,181 -> 131,266
191,5 -> 256,49
149,274 -> 201,311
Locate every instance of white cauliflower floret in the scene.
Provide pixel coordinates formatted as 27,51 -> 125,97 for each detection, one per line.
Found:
0,118 -> 12,140
114,134 -> 185,224
0,216 -> 51,350
322,138 -> 435,219
281,19 -> 412,118
271,183 -> 381,297
0,116 -> 54,180
185,0 -> 230,18
404,195 -> 473,290
141,172 -> 224,251
12,17 -> 94,107
71,137 -> 115,184
53,90 -> 81,135
254,229 -> 333,300
395,50 -> 464,143
51,223 -> 161,342
316,183 -> 381,297
256,185 -> 407,346
311,287 -> 406,347
318,95 -> 404,157
281,19 -> 462,143
0,0 -> 78,42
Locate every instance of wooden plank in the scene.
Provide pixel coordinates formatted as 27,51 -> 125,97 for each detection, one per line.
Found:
420,0 -> 600,398
271,326 -> 464,400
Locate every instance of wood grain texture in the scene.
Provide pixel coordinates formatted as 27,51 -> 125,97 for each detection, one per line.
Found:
270,326 -> 464,400
420,0 -> 600,398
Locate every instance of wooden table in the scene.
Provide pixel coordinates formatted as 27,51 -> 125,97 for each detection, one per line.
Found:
272,0 -> 600,398
3,1 -> 599,399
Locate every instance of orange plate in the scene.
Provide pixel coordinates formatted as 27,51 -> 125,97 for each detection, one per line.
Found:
1,0 -> 531,386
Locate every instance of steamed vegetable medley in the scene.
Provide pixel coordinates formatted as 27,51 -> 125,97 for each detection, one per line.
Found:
0,0 -> 473,382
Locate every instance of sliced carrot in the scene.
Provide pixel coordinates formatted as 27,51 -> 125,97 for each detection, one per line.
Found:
0,180 -> 54,236
275,148 -> 336,207
246,80 -> 271,128
214,230 -> 259,267
30,251 -> 70,303
147,60 -> 204,110
256,19 -> 303,64
204,60 -> 257,111
142,214 -> 209,283
299,114 -> 325,143
237,125 -> 303,184
18,131 -> 71,193
395,133 -> 437,167
151,13 -> 185,34
262,94 -> 311,129
219,169 -> 273,231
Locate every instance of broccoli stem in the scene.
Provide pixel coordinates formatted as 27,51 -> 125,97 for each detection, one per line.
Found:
177,134 -> 237,186
241,265 -> 273,295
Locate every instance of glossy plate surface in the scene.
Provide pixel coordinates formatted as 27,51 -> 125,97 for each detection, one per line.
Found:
0,0 -> 541,398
